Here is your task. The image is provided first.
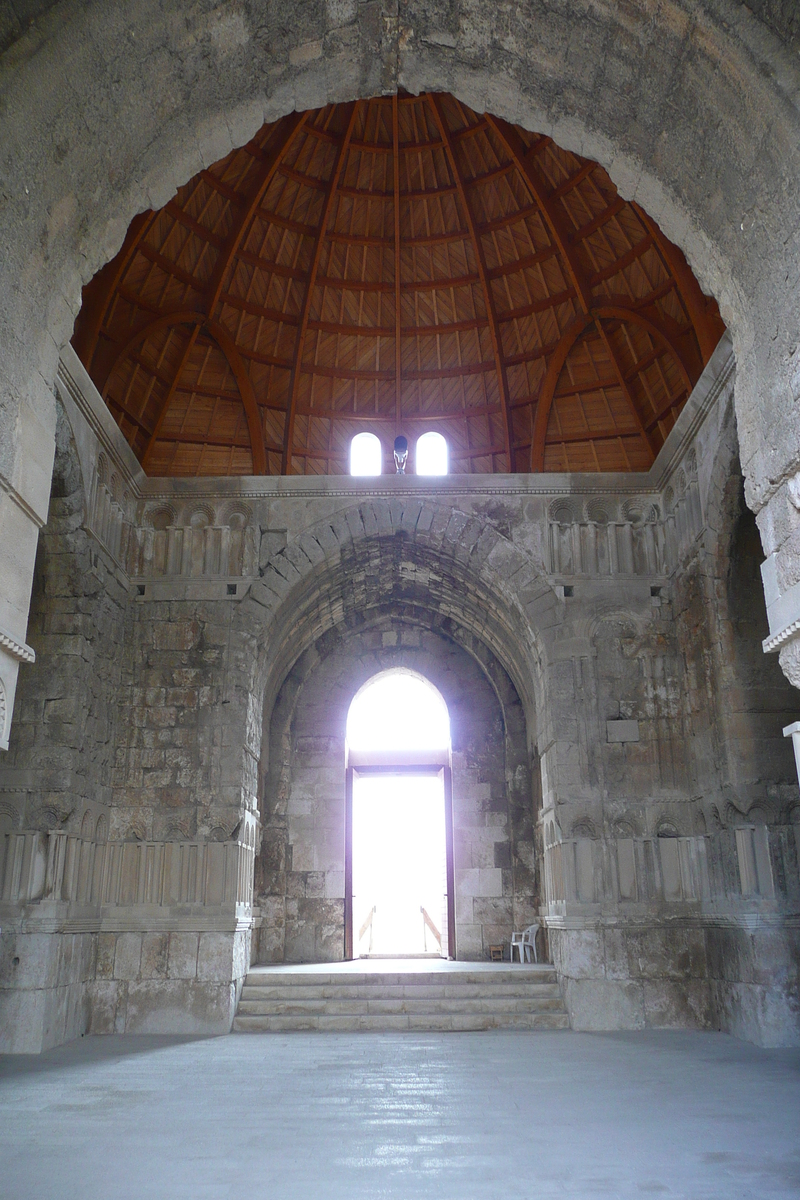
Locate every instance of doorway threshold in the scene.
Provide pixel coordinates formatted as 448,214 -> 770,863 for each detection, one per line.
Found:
359,953 -> 442,960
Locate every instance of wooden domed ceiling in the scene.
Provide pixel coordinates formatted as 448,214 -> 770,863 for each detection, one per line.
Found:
73,93 -> 725,476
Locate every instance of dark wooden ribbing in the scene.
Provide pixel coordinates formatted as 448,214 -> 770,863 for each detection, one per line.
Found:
428,94 -> 512,464
281,103 -> 358,473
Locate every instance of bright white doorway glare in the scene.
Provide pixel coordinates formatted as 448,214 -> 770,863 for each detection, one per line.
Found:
352,773 -> 447,956
346,670 -> 452,959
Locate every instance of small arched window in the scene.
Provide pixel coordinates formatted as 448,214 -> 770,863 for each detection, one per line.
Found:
349,432 -> 382,476
415,431 -> 448,475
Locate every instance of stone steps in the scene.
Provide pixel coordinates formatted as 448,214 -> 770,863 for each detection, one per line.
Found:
239,983 -> 563,1002
237,996 -> 566,1015
233,964 -> 570,1032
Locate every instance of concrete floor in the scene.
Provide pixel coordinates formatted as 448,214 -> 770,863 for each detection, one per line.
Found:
1,1031 -> 798,1200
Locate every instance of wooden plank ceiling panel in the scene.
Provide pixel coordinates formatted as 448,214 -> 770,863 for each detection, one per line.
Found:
73,92 -> 725,476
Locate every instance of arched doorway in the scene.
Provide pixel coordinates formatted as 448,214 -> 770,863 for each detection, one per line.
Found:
344,670 -> 455,960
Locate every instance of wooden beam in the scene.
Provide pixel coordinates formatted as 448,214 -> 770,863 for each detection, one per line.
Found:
73,210 -> 158,369
99,310 -> 205,395
141,327 -> 201,471
428,93 -> 512,465
111,308 -> 269,473
206,113 -> 308,313
530,314 -> 593,470
487,114 -> 695,468
644,387 -> 690,432
593,304 -> 693,394
486,115 -> 594,316
632,202 -> 725,362
207,320 -> 268,474
498,289 -> 577,322
147,430 -> 282,453
393,93 -> 402,431
569,197 -> 626,244
487,245 -> 559,279
164,201 -> 227,249
217,293 -> 300,325
540,426 -> 644,446
305,359 -> 496,381
548,160 -> 597,200
294,404 -> 503,422
281,102 -> 358,473
138,242 -> 206,293
593,317 -> 657,461
588,235 -> 653,286
199,169 -> 246,206
306,316 -> 490,337
467,161 -> 515,189
277,162 -> 327,191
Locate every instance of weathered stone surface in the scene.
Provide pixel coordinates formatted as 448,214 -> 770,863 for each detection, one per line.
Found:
563,978 -> 646,1032
2,337 -> 800,1050
1,1 -> 800,763
258,617 -> 535,962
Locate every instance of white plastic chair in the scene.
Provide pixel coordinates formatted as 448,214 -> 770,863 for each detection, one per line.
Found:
510,922 -> 539,963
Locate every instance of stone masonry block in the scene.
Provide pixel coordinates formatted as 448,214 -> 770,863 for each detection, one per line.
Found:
113,933 -> 142,981
197,932 -> 236,982
168,933 -> 199,979
95,933 -> 116,980
141,933 -> 169,980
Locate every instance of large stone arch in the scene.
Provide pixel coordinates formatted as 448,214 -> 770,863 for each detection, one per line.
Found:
235,496 -> 557,739
256,612 -> 538,962
3,1 -> 800,744
220,494 -> 559,963
2,2 -> 798,487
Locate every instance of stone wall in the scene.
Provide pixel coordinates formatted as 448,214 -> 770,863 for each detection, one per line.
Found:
2,336 -> 800,1050
1,400 -> 127,838
543,362 -> 800,1046
0,400 -> 128,1051
0,381 -> 258,1051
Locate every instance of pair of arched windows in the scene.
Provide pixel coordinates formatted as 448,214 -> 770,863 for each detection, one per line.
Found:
349,432 -> 448,476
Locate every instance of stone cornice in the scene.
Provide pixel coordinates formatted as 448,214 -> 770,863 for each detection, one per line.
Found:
763,618 -> 800,654
0,625 -> 35,664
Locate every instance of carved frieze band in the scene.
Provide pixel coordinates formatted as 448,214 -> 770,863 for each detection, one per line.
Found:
0,626 -> 35,664
762,619 -> 800,654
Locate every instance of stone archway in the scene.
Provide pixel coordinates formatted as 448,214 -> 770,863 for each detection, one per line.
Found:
3,2 -> 800,752
238,495 -> 555,742
256,610 -> 538,964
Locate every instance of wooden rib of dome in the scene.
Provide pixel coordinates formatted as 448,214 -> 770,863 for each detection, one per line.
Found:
73,92 -> 725,476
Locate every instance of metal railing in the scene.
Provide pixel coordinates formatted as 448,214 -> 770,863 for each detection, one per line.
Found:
358,905 -> 376,953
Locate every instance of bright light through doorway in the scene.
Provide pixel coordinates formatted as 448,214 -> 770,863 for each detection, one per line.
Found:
347,670 -> 450,958
347,670 -> 450,752
352,773 -> 447,957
